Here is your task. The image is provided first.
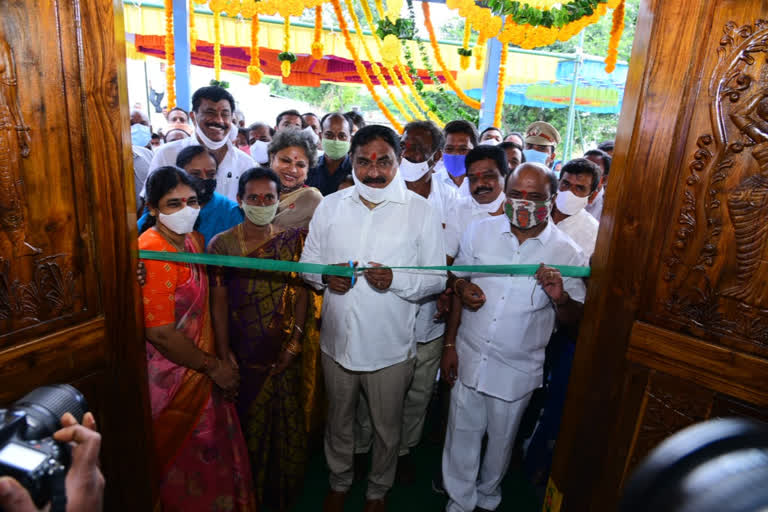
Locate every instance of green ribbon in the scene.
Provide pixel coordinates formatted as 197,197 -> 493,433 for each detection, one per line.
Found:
138,250 -> 591,278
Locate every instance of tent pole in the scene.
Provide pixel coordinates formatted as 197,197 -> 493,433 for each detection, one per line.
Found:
172,0 -> 192,111
564,31 -> 584,161
577,111 -> 585,154
479,36 -> 502,131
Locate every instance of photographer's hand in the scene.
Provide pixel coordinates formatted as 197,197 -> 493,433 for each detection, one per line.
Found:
0,412 -> 104,512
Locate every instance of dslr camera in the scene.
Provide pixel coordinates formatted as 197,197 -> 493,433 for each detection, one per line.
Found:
0,384 -> 88,509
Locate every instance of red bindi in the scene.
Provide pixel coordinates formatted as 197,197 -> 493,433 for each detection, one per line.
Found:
371,152 -> 377,160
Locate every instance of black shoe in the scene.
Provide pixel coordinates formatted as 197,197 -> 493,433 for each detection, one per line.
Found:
396,452 -> 417,485
354,452 -> 369,482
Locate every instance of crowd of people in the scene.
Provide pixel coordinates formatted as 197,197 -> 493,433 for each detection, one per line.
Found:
132,85 -> 614,512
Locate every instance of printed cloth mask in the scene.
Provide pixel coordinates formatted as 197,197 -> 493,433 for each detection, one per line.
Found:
322,139 -> 351,160
504,198 -> 551,230
195,122 -> 229,150
158,205 -> 199,235
241,202 -> 279,226
352,169 -> 401,204
189,176 -> 217,204
443,153 -> 466,177
472,190 -> 505,214
131,124 -> 151,147
399,157 -> 432,182
250,140 -> 269,164
522,148 -> 550,165
555,189 -> 590,216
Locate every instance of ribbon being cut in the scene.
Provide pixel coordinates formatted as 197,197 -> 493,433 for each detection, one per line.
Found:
138,250 -> 592,278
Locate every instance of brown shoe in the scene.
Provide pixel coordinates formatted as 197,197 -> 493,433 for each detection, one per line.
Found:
323,489 -> 347,512
362,497 -> 387,512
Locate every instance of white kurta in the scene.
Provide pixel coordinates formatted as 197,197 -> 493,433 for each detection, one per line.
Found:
443,192 -> 505,259
555,208 -> 599,258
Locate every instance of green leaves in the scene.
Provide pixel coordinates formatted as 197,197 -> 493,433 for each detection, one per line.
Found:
376,18 -> 415,40
483,0 -> 608,27
457,48 -> 473,56
277,51 -> 298,63
209,79 -> 230,88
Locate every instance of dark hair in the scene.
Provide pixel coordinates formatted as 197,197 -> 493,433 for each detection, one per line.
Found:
247,122 -> 275,137
238,167 -> 282,199
321,112 -> 352,132
499,141 -> 520,152
164,128 -> 190,143
267,129 -> 319,168
444,120 -> 478,147
597,140 -> 615,153
151,133 -> 161,141
505,163 -> 558,197
584,148 -> 612,177
191,86 -> 236,113
465,145 -> 507,178
302,112 -> 320,120
168,106 -> 188,119
402,120 -> 445,152
480,126 -> 503,139
560,158 -> 600,192
176,145 -> 218,171
275,109 -> 305,128
344,111 -> 366,129
507,131 -> 524,142
142,166 -> 197,232
350,124 -> 401,160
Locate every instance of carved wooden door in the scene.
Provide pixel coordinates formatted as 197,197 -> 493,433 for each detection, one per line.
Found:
0,0 -> 153,509
549,1 -> 768,510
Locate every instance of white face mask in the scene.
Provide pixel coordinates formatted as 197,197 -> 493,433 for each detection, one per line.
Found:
158,205 -> 199,235
472,190 -> 505,214
241,202 -> 279,226
352,170 -> 400,204
194,122 -> 229,150
555,189 -> 590,216
399,157 -> 431,182
250,140 -> 269,165
228,123 -> 239,142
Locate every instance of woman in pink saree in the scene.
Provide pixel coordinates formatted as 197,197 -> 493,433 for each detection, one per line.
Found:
139,166 -> 257,511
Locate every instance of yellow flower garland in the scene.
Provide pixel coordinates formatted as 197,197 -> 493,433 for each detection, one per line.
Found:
164,0 -> 176,108
311,6 -> 324,60
605,0 -> 625,72
281,16 -> 291,78
494,16 -> 514,128
460,21 -> 471,70
209,0 -> 226,80
248,15 -> 263,84
374,0 -> 386,18
343,0 -> 412,122
423,2 -> 481,110
329,0 -> 402,130
189,0 -> 197,52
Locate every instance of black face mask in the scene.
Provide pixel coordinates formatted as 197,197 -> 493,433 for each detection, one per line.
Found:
191,177 -> 217,204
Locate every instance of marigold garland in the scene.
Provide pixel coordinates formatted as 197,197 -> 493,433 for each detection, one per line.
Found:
423,2 -> 480,110
189,0 -> 197,52
459,21 -> 472,70
247,15 -> 263,84
164,0 -> 176,108
311,6 -> 324,60
209,0 -> 226,80
329,0 -> 402,130
343,0 -> 413,122
279,16 -> 293,78
605,0 -> 625,72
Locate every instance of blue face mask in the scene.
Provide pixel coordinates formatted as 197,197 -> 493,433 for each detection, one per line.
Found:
523,148 -> 550,166
131,124 -> 151,147
443,153 -> 467,177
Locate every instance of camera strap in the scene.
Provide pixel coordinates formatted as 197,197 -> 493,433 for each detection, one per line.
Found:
49,468 -> 67,512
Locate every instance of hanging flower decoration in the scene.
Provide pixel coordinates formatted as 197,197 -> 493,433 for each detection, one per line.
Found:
164,0 -> 176,108
493,16 -> 515,128
189,0 -> 197,52
423,2 -> 480,110
605,0 -> 625,72
208,0 -> 226,81
279,16 -> 296,78
311,6 -> 324,60
240,1 -> 263,85
458,22 -> 472,70
385,0 -> 403,23
329,0 -> 402,130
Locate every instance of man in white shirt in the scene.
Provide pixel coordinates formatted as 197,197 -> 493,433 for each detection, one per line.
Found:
584,148 -> 612,222
132,145 -> 153,212
434,120 -> 478,198
440,163 -> 587,512
354,120 -> 457,481
144,86 -> 254,201
552,158 -> 601,258
300,125 -> 446,512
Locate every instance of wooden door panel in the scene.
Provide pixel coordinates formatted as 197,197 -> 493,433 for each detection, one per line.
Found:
0,0 -> 152,509
551,0 -> 768,510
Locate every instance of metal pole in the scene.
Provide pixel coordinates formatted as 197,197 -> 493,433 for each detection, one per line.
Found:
479,36 -> 503,131
172,0 -> 192,111
577,111 -> 585,154
563,31 -> 584,161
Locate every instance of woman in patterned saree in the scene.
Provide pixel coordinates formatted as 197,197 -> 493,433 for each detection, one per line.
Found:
139,166 -> 256,511
209,167 -> 312,511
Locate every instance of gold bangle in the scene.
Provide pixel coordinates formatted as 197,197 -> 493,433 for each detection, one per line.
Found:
453,278 -> 467,295
443,343 -> 455,348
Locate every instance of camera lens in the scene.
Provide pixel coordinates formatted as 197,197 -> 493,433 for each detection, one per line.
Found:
12,384 -> 88,440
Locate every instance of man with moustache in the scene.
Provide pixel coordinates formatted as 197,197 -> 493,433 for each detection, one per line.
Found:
435,120 -> 477,197
145,86 -> 254,201
552,158 -> 601,257
440,162 -> 586,512
300,125 -> 446,512
583,148 -> 612,222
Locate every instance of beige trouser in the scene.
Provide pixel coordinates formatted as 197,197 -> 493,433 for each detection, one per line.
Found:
322,353 -> 415,500
355,336 -> 444,456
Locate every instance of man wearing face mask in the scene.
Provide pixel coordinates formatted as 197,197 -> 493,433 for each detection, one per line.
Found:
435,120 -> 477,197
353,120 -> 456,483
439,162 -> 586,512
552,158 -> 601,258
300,125 -> 446,512
307,113 -> 354,196
478,126 -> 503,146
144,86 -> 255,202
523,121 -> 561,169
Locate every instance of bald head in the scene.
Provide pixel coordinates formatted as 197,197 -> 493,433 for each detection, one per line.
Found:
505,162 -> 557,199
